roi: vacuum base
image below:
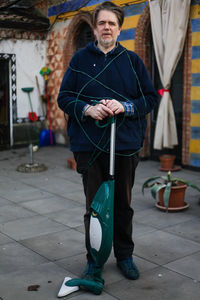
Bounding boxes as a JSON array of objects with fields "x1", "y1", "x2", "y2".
[
  {"x1": 57, "y1": 277, "x2": 79, "y2": 297},
  {"x1": 66, "y1": 277, "x2": 104, "y2": 295}
]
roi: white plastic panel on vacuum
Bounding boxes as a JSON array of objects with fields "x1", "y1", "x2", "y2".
[{"x1": 90, "y1": 215, "x2": 102, "y2": 251}]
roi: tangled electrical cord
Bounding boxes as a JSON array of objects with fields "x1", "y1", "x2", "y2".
[{"x1": 60, "y1": 48, "x2": 148, "y2": 172}]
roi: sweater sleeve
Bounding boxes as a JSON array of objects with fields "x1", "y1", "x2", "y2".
[{"x1": 57, "y1": 54, "x2": 86, "y2": 120}]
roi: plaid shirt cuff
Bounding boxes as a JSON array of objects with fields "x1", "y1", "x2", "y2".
[
  {"x1": 81, "y1": 104, "x2": 91, "y2": 121},
  {"x1": 122, "y1": 102, "x2": 134, "y2": 116}
]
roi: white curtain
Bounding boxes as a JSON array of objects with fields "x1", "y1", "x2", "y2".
[{"x1": 149, "y1": 0, "x2": 191, "y2": 149}]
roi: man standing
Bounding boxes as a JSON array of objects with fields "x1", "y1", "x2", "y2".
[{"x1": 58, "y1": 0, "x2": 157, "y2": 292}]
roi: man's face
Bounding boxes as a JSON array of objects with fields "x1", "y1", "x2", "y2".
[{"x1": 93, "y1": 10, "x2": 121, "y2": 50}]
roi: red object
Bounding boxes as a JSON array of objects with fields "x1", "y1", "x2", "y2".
[
  {"x1": 157, "y1": 89, "x2": 170, "y2": 96},
  {"x1": 67, "y1": 158, "x2": 77, "y2": 171},
  {"x1": 28, "y1": 112, "x2": 38, "y2": 122}
]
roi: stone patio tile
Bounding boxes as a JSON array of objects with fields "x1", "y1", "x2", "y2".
[
  {"x1": 55, "y1": 169, "x2": 82, "y2": 184},
  {"x1": 19, "y1": 172, "x2": 58, "y2": 187},
  {"x1": 0, "y1": 215, "x2": 67, "y2": 240},
  {"x1": 0, "y1": 262, "x2": 83, "y2": 300},
  {"x1": 133, "y1": 221, "x2": 157, "y2": 238},
  {"x1": 132, "y1": 197, "x2": 155, "y2": 212},
  {"x1": 55, "y1": 253, "x2": 85, "y2": 277},
  {"x1": 105, "y1": 266, "x2": 200, "y2": 300},
  {"x1": 0, "y1": 173, "x2": 16, "y2": 182},
  {"x1": 20, "y1": 229, "x2": 85, "y2": 261},
  {"x1": 164, "y1": 251, "x2": 200, "y2": 281},
  {"x1": 21, "y1": 175, "x2": 83, "y2": 195},
  {"x1": 0, "y1": 204, "x2": 36, "y2": 223},
  {"x1": 0, "y1": 196, "x2": 12, "y2": 207},
  {"x1": 0, "y1": 177, "x2": 29, "y2": 188},
  {"x1": 61, "y1": 189, "x2": 85, "y2": 204},
  {"x1": 134, "y1": 230, "x2": 200, "y2": 265},
  {"x1": 70, "y1": 293, "x2": 117, "y2": 299},
  {"x1": 74, "y1": 224, "x2": 85, "y2": 234},
  {"x1": 46, "y1": 204, "x2": 85, "y2": 228},
  {"x1": 164, "y1": 218, "x2": 200, "y2": 243},
  {"x1": 20, "y1": 196, "x2": 82, "y2": 215},
  {"x1": 0, "y1": 242, "x2": 48, "y2": 275},
  {"x1": 186, "y1": 202, "x2": 200, "y2": 218},
  {"x1": 0, "y1": 232, "x2": 13, "y2": 245},
  {"x1": 134, "y1": 207, "x2": 194, "y2": 229},
  {"x1": 0, "y1": 183, "x2": 53, "y2": 203}
]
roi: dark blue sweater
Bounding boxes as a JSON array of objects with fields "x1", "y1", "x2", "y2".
[{"x1": 57, "y1": 42, "x2": 158, "y2": 153}]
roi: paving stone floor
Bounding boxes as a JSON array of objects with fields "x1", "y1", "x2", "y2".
[{"x1": 0, "y1": 146, "x2": 200, "y2": 299}]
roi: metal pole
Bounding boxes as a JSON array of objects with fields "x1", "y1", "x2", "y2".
[
  {"x1": 29, "y1": 143, "x2": 33, "y2": 165},
  {"x1": 109, "y1": 120, "x2": 116, "y2": 177}
]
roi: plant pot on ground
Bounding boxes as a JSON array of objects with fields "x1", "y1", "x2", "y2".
[
  {"x1": 159, "y1": 154, "x2": 175, "y2": 169},
  {"x1": 142, "y1": 171, "x2": 200, "y2": 212},
  {"x1": 159, "y1": 154, "x2": 181, "y2": 172},
  {"x1": 157, "y1": 182, "x2": 187, "y2": 211}
]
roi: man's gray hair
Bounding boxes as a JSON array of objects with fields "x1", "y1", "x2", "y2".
[{"x1": 92, "y1": 1, "x2": 124, "y2": 28}]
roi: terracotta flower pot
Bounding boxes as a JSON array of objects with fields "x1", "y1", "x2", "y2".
[
  {"x1": 156, "y1": 182, "x2": 189, "y2": 211},
  {"x1": 159, "y1": 154, "x2": 176, "y2": 170}
]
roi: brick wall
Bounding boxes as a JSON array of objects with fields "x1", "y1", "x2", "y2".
[
  {"x1": 135, "y1": 4, "x2": 151, "y2": 158},
  {"x1": 182, "y1": 24, "x2": 192, "y2": 166}
]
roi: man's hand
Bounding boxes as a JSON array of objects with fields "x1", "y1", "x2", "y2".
[
  {"x1": 84, "y1": 103, "x2": 114, "y2": 120},
  {"x1": 84, "y1": 99, "x2": 124, "y2": 120},
  {"x1": 101, "y1": 99, "x2": 125, "y2": 114}
]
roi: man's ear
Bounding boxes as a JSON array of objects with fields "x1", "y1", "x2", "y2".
[
  {"x1": 93, "y1": 28, "x2": 97, "y2": 39},
  {"x1": 117, "y1": 27, "x2": 121, "y2": 38}
]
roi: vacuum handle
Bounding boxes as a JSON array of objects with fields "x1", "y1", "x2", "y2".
[{"x1": 109, "y1": 119, "x2": 116, "y2": 177}]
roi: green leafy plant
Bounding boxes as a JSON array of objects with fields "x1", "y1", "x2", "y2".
[{"x1": 142, "y1": 171, "x2": 200, "y2": 211}]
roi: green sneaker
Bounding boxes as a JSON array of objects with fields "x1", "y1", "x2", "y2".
[{"x1": 117, "y1": 257, "x2": 140, "y2": 280}]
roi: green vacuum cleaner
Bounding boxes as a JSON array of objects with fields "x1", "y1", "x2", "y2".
[{"x1": 58, "y1": 117, "x2": 116, "y2": 297}]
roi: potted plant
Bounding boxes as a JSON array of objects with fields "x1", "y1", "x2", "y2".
[
  {"x1": 159, "y1": 154, "x2": 176, "y2": 170},
  {"x1": 142, "y1": 171, "x2": 200, "y2": 212}
]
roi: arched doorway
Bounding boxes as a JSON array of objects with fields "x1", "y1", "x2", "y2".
[
  {"x1": 76, "y1": 22, "x2": 94, "y2": 51},
  {"x1": 63, "y1": 12, "x2": 94, "y2": 71},
  {"x1": 46, "y1": 12, "x2": 94, "y2": 141},
  {"x1": 57, "y1": 12, "x2": 94, "y2": 144}
]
